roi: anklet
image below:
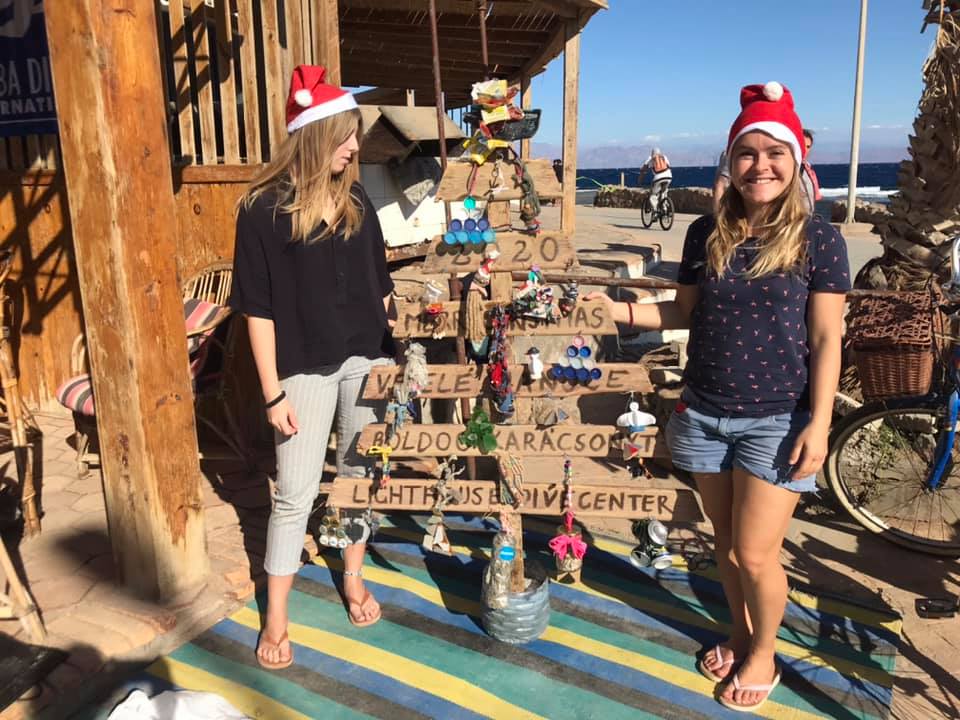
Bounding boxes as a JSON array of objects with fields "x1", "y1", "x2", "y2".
[{"x1": 343, "y1": 569, "x2": 363, "y2": 577}]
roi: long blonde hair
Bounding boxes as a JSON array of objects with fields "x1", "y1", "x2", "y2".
[
  {"x1": 239, "y1": 108, "x2": 364, "y2": 243},
  {"x1": 708, "y1": 156, "x2": 808, "y2": 279}
]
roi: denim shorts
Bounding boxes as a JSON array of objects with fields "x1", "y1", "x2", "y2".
[{"x1": 665, "y1": 397, "x2": 817, "y2": 493}]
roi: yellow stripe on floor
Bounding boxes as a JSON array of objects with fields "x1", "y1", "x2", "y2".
[
  {"x1": 370, "y1": 528, "x2": 894, "y2": 686},
  {"x1": 232, "y1": 606, "x2": 545, "y2": 720},
  {"x1": 543, "y1": 626, "x2": 828, "y2": 720},
  {"x1": 148, "y1": 656, "x2": 312, "y2": 720}
]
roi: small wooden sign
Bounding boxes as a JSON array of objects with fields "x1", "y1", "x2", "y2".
[
  {"x1": 358, "y1": 423, "x2": 659, "y2": 458},
  {"x1": 435, "y1": 158, "x2": 562, "y2": 202},
  {"x1": 327, "y1": 477, "x2": 703, "y2": 522},
  {"x1": 421, "y1": 232, "x2": 576, "y2": 274},
  {"x1": 393, "y1": 298, "x2": 617, "y2": 339},
  {"x1": 363, "y1": 363, "x2": 653, "y2": 400}
]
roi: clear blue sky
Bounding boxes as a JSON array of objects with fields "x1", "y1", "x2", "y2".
[{"x1": 530, "y1": 0, "x2": 935, "y2": 163}]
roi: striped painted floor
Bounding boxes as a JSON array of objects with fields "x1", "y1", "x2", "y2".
[{"x1": 86, "y1": 516, "x2": 900, "y2": 719}]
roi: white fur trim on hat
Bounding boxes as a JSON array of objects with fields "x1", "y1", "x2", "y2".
[
  {"x1": 763, "y1": 81, "x2": 784, "y2": 102},
  {"x1": 294, "y1": 89, "x2": 314, "y2": 108},
  {"x1": 287, "y1": 92, "x2": 358, "y2": 133},
  {"x1": 728, "y1": 120, "x2": 802, "y2": 166}
]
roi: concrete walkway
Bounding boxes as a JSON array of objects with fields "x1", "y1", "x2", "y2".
[{"x1": 1, "y1": 204, "x2": 955, "y2": 720}]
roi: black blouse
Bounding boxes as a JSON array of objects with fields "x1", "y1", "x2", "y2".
[{"x1": 228, "y1": 183, "x2": 395, "y2": 378}]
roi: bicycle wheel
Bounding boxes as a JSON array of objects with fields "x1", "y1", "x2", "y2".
[
  {"x1": 640, "y1": 198, "x2": 654, "y2": 228},
  {"x1": 825, "y1": 397, "x2": 960, "y2": 555},
  {"x1": 659, "y1": 197, "x2": 675, "y2": 231}
]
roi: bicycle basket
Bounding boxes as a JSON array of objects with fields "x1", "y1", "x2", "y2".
[{"x1": 846, "y1": 291, "x2": 937, "y2": 401}]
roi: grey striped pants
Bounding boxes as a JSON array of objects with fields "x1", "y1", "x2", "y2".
[{"x1": 264, "y1": 355, "x2": 392, "y2": 576}]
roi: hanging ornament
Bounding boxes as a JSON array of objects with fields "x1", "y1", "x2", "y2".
[
  {"x1": 366, "y1": 445, "x2": 393, "y2": 489},
  {"x1": 630, "y1": 519, "x2": 673, "y2": 570},
  {"x1": 616, "y1": 400, "x2": 658, "y2": 435},
  {"x1": 548, "y1": 458, "x2": 587, "y2": 582}
]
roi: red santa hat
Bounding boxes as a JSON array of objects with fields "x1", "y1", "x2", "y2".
[
  {"x1": 727, "y1": 82, "x2": 805, "y2": 165},
  {"x1": 285, "y1": 65, "x2": 358, "y2": 133}
]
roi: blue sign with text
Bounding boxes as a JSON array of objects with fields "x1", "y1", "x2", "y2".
[{"x1": 0, "y1": 0, "x2": 56, "y2": 137}]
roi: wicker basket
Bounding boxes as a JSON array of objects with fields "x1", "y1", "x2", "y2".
[{"x1": 847, "y1": 291, "x2": 938, "y2": 401}]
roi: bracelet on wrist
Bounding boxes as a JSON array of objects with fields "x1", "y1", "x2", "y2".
[
  {"x1": 625, "y1": 301, "x2": 634, "y2": 327},
  {"x1": 265, "y1": 390, "x2": 286, "y2": 409}
]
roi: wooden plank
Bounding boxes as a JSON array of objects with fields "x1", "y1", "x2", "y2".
[
  {"x1": 363, "y1": 363, "x2": 653, "y2": 400},
  {"x1": 178, "y1": 163, "x2": 261, "y2": 183},
  {"x1": 46, "y1": 0, "x2": 207, "y2": 601},
  {"x1": 7, "y1": 137, "x2": 24, "y2": 170},
  {"x1": 357, "y1": 423, "x2": 658, "y2": 458},
  {"x1": 393, "y1": 298, "x2": 617, "y2": 339},
  {"x1": 422, "y1": 231, "x2": 576, "y2": 273},
  {"x1": 561, "y1": 20, "x2": 580, "y2": 234},
  {"x1": 189, "y1": 0, "x2": 219, "y2": 163},
  {"x1": 435, "y1": 159, "x2": 563, "y2": 202},
  {"x1": 235, "y1": 0, "x2": 262, "y2": 163},
  {"x1": 313, "y1": 0, "x2": 341, "y2": 85},
  {"x1": 520, "y1": 76, "x2": 533, "y2": 160},
  {"x1": 40, "y1": 134, "x2": 58, "y2": 169},
  {"x1": 167, "y1": 0, "x2": 197, "y2": 162},
  {"x1": 328, "y1": 478, "x2": 703, "y2": 522},
  {"x1": 24, "y1": 136, "x2": 42, "y2": 169},
  {"x1": 0, "y1": 140, "x2": 8, "y2": 170},
  {"x1": 214, "y1": 0, "x2": 241, "y2": 163},
  {"x1": 261, "y1": 0, "x2": 286, "y2": 154}
]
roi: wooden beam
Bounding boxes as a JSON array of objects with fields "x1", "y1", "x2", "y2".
[
  {"x1": 520, "y1": 76, "x2": 533, "y2": 159},
  {"x1": 236, "y1": 0, "x2": 263, "y2": 163},
  {"x1": 328, "y1": 478, "x2": 702, "y2": 522},
  {"x1": 341, "y1": 0, "x2": 577, "y2": 16},
  {"x1": 393, "y1": 298, "x2": 617, "y2": 338},
  {"x1": 44, "y1": 0, "x2": 207, "y2": 601},
  {"x1": 357, "y1": 424, "x2": 659, "y2": 458},
  {"x1": 561, "y1": 19, "x2": 580, "y2": 234},
  {"x1": 362, "y1": 363, "x2": 653, "y2": 399},
  {"x1": 314, "y1": 0, "x2": 341, "y2": 85}
]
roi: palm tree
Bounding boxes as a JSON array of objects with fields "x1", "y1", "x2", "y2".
[{"x1": 857, "y1": 2, "x2": 960, "y2": 290}]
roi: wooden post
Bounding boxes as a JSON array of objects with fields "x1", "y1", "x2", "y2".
[
  {"x1": 313, "y1": 0, "x2": 341, "y2": 85},
  {"x1": 520, "y1": 76, "x2": 533, "y2": 160},
  {"x1": 45, "y1": 1, "x2": 208, "y2": 602},
  {"x1": 561, "y1": 20, "x2": 581, "y2": 234}
]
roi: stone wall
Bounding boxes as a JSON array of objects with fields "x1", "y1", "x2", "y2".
[{"x1": 594, "y1": 186, "x2": 714, "y2": 215}]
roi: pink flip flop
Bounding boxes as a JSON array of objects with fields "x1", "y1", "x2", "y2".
[
  {"x1": 697, "y1": 644, "x2": 738, "y2": 682},
  {"x1": 718, "y1": 667, "x2": 781, "y2": 712}
]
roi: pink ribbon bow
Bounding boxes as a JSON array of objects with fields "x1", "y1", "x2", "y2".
[{"x1": 549, "y1": 532, "x2": 587, "y2": 561}]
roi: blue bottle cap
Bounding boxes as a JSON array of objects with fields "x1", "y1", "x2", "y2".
[
  {"x1": 478, "y1": 218, "x2": 490, "y2": 231},
  {"x1": 455, "y1": 231, "x2": 469, "y2": 244},
  {"x1": 576, "y1": 368, "x2": 589, "y2": 383},
  {"x1": 590, "y1": 367, "x2": 602, "y2": 380},
  {"x1": 443, "y1": 232, "x2": 458, "y2": 246},
  {"x1": 481, "y1": 229, "x2": 495, "y2": 242},
  {"x1": 499, "y1": 545, "x2": 516, "y2": 561},
  {"x1": 580, "y1": 346, "x2": 591, "y2": 358},
  {"x1": 464, "y1": 218, "x2": 477, "y2": 231},
  {"x1": 468, "y1": 230, "x2": 483, "y2": 244},
  {"x1": 563, "y1": 366, "x2": 577, "y2": 380},
  {"x1": 566, "y1": 346, "x2": 578, "y2": 358},
  {"x1": 464, "y1": 196, "x2": 477, "y2": 210},
  {"x1": 450, "y1": 219, "x2": 463, "y2": 232}
]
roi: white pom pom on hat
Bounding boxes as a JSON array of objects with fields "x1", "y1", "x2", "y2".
[
  {"x1": 294, "y1": 89, "x2": 314, "y2": 108},
  {"x1": 763, "y1": 81, "x2": 784, "y2": 102}
]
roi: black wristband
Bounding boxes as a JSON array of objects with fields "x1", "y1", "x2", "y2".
[{"x1": 264, "y1": 390, "x2": 286, "y2": 409}]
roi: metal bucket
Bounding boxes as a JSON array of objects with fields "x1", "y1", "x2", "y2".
[{"x1": 481, "y1": 560, "x2": 550, "y2": 644}]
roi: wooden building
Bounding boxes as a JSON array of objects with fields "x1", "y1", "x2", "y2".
[{"x1": 1, "y1": 0, "x2": 605, "y2": 600}]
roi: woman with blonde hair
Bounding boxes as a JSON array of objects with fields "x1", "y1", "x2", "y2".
[
  {"x1": 588, "y1": 82, "x2": 850, "y2": 711},
  {"x1": 229, "y1": 65, "x2": 395, "y2": 669}
]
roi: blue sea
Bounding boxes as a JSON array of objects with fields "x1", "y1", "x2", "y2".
[{"x1": 577, "y1": 162, "x2": 899, "y2": 202}]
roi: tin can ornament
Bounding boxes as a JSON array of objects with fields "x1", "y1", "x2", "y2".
[
  {"x1": 617, "y1": 401, "x2": 658, "y2": 434},
  {"x1": 526, "y1": 347, "x2": 544, "y2": 381},
  {"x1": 630, "y1": 519, "x2": 673, "y2": 570}
]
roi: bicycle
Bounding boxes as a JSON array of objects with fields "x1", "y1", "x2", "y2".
[
  {"x1": 640, "y1": 188, "x2": 674, "y2": 231},
  {"x1": 823, "y1": 234, "x2": 960, "y2": 556}
]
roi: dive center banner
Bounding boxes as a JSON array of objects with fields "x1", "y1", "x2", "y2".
[{"x1": 0, "y1": 0, "x2": 56, "y2": 137}]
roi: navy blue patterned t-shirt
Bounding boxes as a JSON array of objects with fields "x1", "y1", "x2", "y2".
[{"x1": 677, "y1": 215, "x2": 851, "y2": 417}]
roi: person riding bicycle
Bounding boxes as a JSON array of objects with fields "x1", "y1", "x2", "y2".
[{"x1": 640, "y1": 147, "x2": 672, "y2": 212}]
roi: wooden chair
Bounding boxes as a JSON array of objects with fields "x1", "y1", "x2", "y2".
[{"x1": 56, "y1": 262, "x2": 249, "y2": 477}]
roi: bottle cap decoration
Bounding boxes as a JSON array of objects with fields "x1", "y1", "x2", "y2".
[{"x1": 630, "y1": 519, "x2": 673, "y2": 570}]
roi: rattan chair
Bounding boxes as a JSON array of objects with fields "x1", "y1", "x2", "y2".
[{"x1": 56, "y1": 262, "x2": 248, "y2": 477}]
